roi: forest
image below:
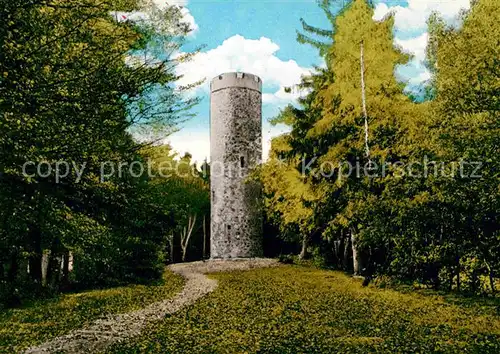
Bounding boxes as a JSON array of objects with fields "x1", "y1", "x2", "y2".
[
  {"x1": 0, "y1": 0, "x2": 499, "y2": 352},
  {"x1": 0, "y1": 0, "x2": 210, "y2": 307},
  {"x1": 262, "y1": 0, "x2": 499, "y2": 294}
]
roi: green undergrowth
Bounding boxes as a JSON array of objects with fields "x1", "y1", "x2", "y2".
[
  {"x1": 0, "y1": 269, "x2": 184, "y2": 353},
  {"x1": 109, "y1": 265, "x2": 500, "y2": 353}
]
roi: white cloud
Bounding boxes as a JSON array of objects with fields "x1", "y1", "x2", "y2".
[
  {"x1": 111, "y1": 11, "x2": 147, "y2": 22},
  {"x1": 179, "y1": 7, "x2": 198, "y2": 35},
  {"x1": 373, "y1": 0, "x2": 471, "y2": 31},
  {"x1": 374, "y1": 0, "x2": 470, "y2": 86},
  {"x1": 262, "y1": 86, "x2": 310, "y2": 105},
  {"x1": 373, "y1": 3, "x2": 391, "y2": 22},
  {"x1": 262, "y1": 124, "x2": 291, "y2": 161},
  {"x1": 154, "y1": 0, "x2": 188, "y2": 9},
  {"x1": 165, "y1": 131, "x2": 210, "y2": 164},
  {"x1": 152, "y1": 1, "x2": 197, "y2": 35},
  {"x1": 112, "y1": 0, "x2": 198, "y2": 36},
  {"x1": 395, "y1": 32, "x2": 428, "y2": 62},
  {"x1": 408, "y1": 69, "x2": 431, "y2": 85},
  {"x1": 175, "y1": 35, "x2": 311, "y2": 104}
]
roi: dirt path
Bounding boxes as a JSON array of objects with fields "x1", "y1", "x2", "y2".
[{"x1": 24, "y1": 258, "x2": 278, "y2": 354}]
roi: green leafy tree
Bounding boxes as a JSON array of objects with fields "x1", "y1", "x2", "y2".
[
  {"x1": 144, "y1": 145, "x2": 210, "y2": 263},
  {"x1": 0, "y1": 0, "x2": 200, "y2": 304},
  {"x1": 424, "y1": 0, "x2": 500, "y2": 292}
]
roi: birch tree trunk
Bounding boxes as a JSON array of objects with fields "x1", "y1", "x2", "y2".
[
  {"x1": 299, "y1": 235, "x2": 309, "y2": 260},
  {"x1": 41, "y1": 250, "x2": 51, "y2": 287},
  {"x1": 351, "y1": 228, "x2": 364, "y2": 275},
  {"x1": 181, "y1": 214, "x2": 197, "y2": 262},
  {"x1": 61, "y1": 250, "x2": 70, "y2": 288},
  {"x1": 350, "y1": 40, "x2": 369, "y2": 276},
  {"x1": 46, "y1": 251, "x2": 62, "y2": 288},
  {"x1": 360, "y1": 40, "x2": 369, "y2": 159},
  {"x1": 343, "y1": 232, "x2": 351, "y2": 271}
]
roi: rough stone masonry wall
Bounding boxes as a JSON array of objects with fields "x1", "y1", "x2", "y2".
[{"x1": 210, "y1": 73, "x2": 263, "y2": 259}]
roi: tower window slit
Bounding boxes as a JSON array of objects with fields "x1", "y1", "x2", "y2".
[{"x1": 240, "y1": 156, "x2": 245, "y2": 168}]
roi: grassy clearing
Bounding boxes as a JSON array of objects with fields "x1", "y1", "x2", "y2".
[
  {"x1": 109, "y1": 265, "x2": 500, "y2": 354},
  {"x1": 0, "y1": 269, "x2": 184, "y2": 353}
]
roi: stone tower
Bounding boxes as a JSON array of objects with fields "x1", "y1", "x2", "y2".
[{"x1": 210, "y1": 72, "x2": 263, "y2": 259}]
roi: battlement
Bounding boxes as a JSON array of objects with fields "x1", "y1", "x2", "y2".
[{"x1": 210, "y1": 72, "x2": 262, "y2": 93}]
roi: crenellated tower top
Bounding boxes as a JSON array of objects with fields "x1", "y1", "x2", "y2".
[{"x1": 210, "y1": 72, "x2": 262, "y2": 93}]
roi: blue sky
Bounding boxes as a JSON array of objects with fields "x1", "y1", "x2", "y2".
[{"x1": 149, "y1": 0, "x2": 471, "y2": 163}]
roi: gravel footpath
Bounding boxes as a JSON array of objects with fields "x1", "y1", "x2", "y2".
[{"x1": 24, "y1": 258, "x2": 278, "y2": 354}]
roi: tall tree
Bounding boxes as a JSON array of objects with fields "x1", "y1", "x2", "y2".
[
  {"x1": 0, "y1": 0, "x2": 200, "y2": 303},
  {"x1": 425, "y1": 0, "x2": 500, "y2": 291},
  {"x1": 263, "y1": 0, "x2": 422, "y2": 273}
]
